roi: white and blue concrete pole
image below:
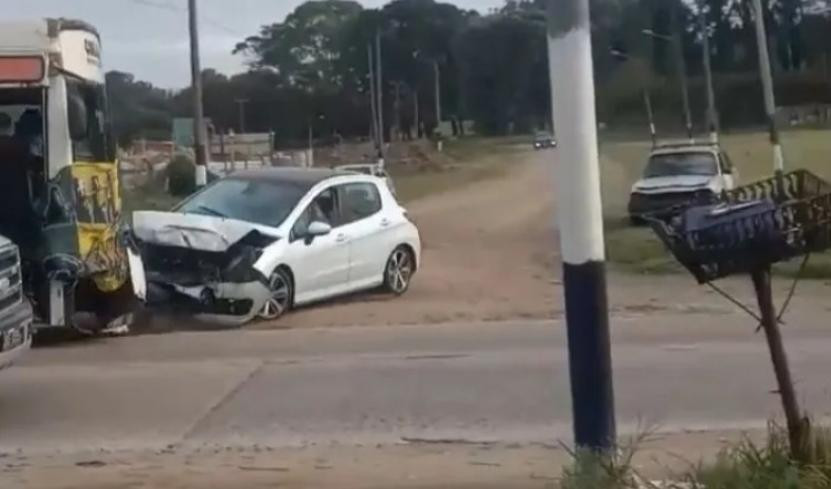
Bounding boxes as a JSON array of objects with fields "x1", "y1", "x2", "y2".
[{"x1": 546, "y1": 0, "x2": 616, "y2": 451}]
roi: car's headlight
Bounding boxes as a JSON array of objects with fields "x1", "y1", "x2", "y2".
[{"x1": 222, "y1": 247, "x2": 264, "y2": 282}]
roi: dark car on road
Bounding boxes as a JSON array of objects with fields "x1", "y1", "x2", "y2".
[{"x1": 533, "y1": 131, "x2": 556, "y2": 150}]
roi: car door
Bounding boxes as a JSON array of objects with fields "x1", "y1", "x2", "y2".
[
  {"x1": 338, "y1": 182, "x2": 390, "y2": 290},
  {"x1": 284, "y1": 186, "x2": 350, "y2": 304}
]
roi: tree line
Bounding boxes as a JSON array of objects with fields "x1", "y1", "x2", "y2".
[{"x1": 109, "y1": 0, "x2": 831, "y2": 148}]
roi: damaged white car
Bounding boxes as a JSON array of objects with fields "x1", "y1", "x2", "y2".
[{"x1": 126, "y1": 168, "x2": 421, "y2": 325}]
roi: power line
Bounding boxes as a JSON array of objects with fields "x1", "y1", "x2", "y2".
[
  {"x1": 131, "y1": 0, "x2": 179, "y2": 13},
  {"x1": 128, "y1": 0, "x2": 242, "y2": 36}
]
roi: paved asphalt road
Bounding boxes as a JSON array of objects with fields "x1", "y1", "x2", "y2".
[{"x1": 1, "y1": 312, "x2": 831, "y2": 456}]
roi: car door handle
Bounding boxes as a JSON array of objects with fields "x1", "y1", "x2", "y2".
[
  {"x1": 380, "y1": 218, "x2": 391, "y2": 227},
  {"x1": 336, "y1": 233, "x2": 349, "y2": 243}
]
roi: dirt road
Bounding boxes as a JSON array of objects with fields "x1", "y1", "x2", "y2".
[
  {"x1": 267, "y1": 148, "x2": 561, "y2": 329},
  {"x1": 258, "y1": 148, "x2": 830, "y2": 330}
]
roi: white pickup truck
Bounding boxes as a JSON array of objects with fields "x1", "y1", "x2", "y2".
[
  {"x1": 0, "y1": 236, "x2": 32, "y2": 370},
  {"x1": 628, "y1": 142, "x2": 737, "y2": 223}
]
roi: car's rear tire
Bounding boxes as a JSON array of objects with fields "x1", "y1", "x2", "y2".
[
  {"x1": 259, "y1": 267, "x2": 293, "y2": 320},
  {"x1": 383, "y1": 246, "x2": 415, "y2": 296}
]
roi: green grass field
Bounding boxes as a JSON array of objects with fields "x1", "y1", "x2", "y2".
[{"x1": 600, "y1": 129, "x2": 831, "y2": 277}]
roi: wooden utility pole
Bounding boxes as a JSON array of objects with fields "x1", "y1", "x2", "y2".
[
  {"x1": 698, "y1": 4, "x2": 719, "y2": 142},
  {"x1": 375, "y1": 30, "x2": 385, "y2": 165},
  {"x1": 188, "y1": 0, "x2": 207, "y2": 186},
  {"x1": 747, "y1": 1, "x2": 804, "y2": 460},
  {"x1": 752, "y1": 269, "x2": 807, "y2": 460},
  {"x1": 393, "y1": 81, "x2": 402, "y2": 141},
  {"x1": 414, "y1": 90, "x2": 420, "y2": 139},
  {"x1": 368, "y1": 44, "x2": 379, "y2": 152},
  {"x1": 236, "y1": 98, "x2": 248, "y2": 134},
  {"x1": 433, "y1": 60, "x2": 442, "y2": 126}
]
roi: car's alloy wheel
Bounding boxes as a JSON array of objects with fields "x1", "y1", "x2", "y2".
[
  {"x1": 384, "y1": 247, "x2": 414, "y2": 295},
  {"x1": 260, "y1": 268, "x2": 292, "y2": 320}
]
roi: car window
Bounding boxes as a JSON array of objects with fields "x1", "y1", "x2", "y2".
[
  {"x1": 643, "y1": 152, "x2": 718, "y2": 178},
  {"x1": 291, "y1": 187, "x2": 342, "y2": 239},
  {"x1": 176, "y1": 178, "x2": 307, "y2": 228},
  {"x1": 341, "y1": 182, "x2": 382, "y2": 224}
]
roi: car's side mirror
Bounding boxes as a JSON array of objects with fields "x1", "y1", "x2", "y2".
[
  {"x1": 308, "y1": 221, "x2": 332, "y2": 236},
  {"x1": 304, "y1": 221, "x2": 332, "y2": 244},
  {"x1": 720, "y1": 162, "x2": 733, "y2": 175},
  {"x1": 67, "y1": 93, "x2": 88, "y2": 141}
]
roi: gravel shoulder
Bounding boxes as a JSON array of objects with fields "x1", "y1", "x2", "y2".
[{"x1": 4, "y1": 431, "x2": 761, "y2": 489}]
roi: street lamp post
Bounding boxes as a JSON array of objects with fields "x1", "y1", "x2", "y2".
[
  {"x1": 643, "y1": 25, "x2": 692, "y2": 140},
  {"x1": 751, "y1": 0, "x2": 785, "y2": 177},
  {"x1": 609, "y1": 47, "x2": 657, "y2": 145},
  {"x1": 698, "y1": 4, "x2": 719, "y2": 142},
  {"x1": 413, "y1": 50, "x2": 443, "y2": 141}
]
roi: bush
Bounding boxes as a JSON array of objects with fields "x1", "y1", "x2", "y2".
[
  {"x1": 693, "y1": 424, "x2": 831, "y2": 489},
  {"x1": 166, "y1": 154, "x2": 196, "y2": 196}
]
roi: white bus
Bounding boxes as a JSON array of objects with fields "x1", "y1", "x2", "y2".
[{"x1": 0, "y1": 18, "x2": 132, "y2": 334}]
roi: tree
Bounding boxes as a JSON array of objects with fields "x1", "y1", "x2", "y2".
[
  {"x1": 105, "y1": 71, "x2": 173, "y2": 145},
  {"x1": 455, "y1": 8, "x2": 549, "y2": 134},
  {"x1": 335, "y1": 0, "x2": 472, "y2": 135},
  {"x1": 801, "y1": 8, "x2": 831, "y2": 74},
  {"x1": 108, "y1": 0, "x2": 831, "y2": 146},
  {"x1": 380, "y1": 0, "x2": 472, "y2": 123},
  {"x1": 233, "y1": 0, "x2": 363, "y2": 92}
]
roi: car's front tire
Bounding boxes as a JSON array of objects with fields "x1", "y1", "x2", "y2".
[
  {"x1": 259, "y1": 267, "x2": 293, "y2": 320},
  {"x1": 383, "y1": 246, "x2": 415, "y2": 295}
]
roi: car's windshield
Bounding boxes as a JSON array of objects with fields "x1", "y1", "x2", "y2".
[
  {"x1": 176, "y1": 178, "x2": 306, "y2": 228},
  {"x1": 643, "y1": 152, "x2": 718, "y2": 178}
]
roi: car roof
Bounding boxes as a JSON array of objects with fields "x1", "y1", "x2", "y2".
[
  {"x1": 228, "y1": 167, "x2": 353, "y2": 189},
  {"x1": 650, "y1": 144, "x2": 720, "y2": 156}
]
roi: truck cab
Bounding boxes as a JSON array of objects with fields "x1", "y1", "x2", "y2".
[
  {"x1": 628, "y1": 142, "x2": 737, "y2": 223},
  {"x1": 0, "y1": 19, "x2": 133, "y2": 334}
]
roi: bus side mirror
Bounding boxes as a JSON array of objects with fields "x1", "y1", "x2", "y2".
[{"x1": 67, "y1": 94, "x2": 88, "y2": 140}]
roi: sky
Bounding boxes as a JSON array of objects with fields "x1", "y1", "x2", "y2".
[{"x1": 8, "y1": 0, "x2": 505, "y2": 88}]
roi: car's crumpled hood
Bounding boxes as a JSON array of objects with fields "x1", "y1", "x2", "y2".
[
  {"x1": 132, "y1": 211, "x2": 279, "y2": 252},
  {"x1": 633, "y1": 175, "x2": 714, "y2": 194}
]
